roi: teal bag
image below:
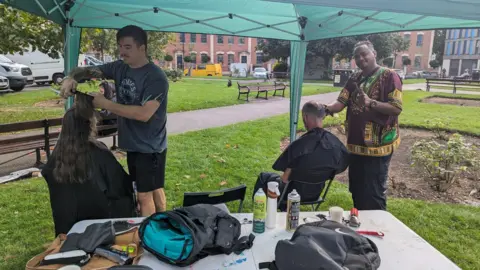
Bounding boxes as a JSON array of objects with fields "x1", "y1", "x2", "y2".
[{"x1": 138, "y1": 204, "x2": 255, "y2": 267}]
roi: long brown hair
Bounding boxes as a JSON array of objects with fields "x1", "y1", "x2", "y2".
[{"x1": 52, "y1": 93, "x2": 100, "y2": 184}]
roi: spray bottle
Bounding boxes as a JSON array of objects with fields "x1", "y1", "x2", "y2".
[
  {"x1": 286, "y1": 189, "x2": 301, "y2": 232},
  {"x1": 266, "y1": 182, "x2": 280, "y2": 229},
  {"x1": 253, "y1": 188, "x2": 267, "y2": 233}
]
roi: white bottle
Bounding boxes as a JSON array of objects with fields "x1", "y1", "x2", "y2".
[{"x1": 266, "y1": 182, "x2": 281, "y2": 229}]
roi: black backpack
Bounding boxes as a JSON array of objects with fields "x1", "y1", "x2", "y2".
[
  {"x1": 260, "y1": 220, "x2": 381, "y2": 270},
  {"x1": 138, "y1": 204, "x2": 255, "y2": 267}
]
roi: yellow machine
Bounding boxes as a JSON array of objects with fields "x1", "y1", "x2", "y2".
[{"x1": 184, "y1": 64, "x2": 222, "y2": 77}]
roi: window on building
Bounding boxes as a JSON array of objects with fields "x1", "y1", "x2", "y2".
[
  {"x1": 239, "y1": 37, "x2": 245, "y2": 45},
  {"x1": 416, "y1": 34, "x2": 423, "y2": 47},
  {"x1": 190, "y1": 34, "x2": 196, "y2": 43},
  {"x1": 457, "y1": 41, "x2": 462, "y2": 55},
  {"x1": 414, "y1": 56, "x2": 421, "y2": 68},
  {"x1": 463, "y1": 40, "x2": 468, "y2": 54},
  {"x1": 217, "y1": 35, "x2": 224, "y2": 44},
  {"x1": 228, "y1": 54, "x2": 234, "y2": 65},
  {"x1": 455, "y1": 29, "x2": 460, "y2": 39},
  {"x1": 449, "y1": 30, "x2": 454, "y2": 39},
  {"x1": 452, "y1": 41, "x2": 456, "y2": 55},
  {"x1": 403, "y1": 34, "x2": 411, "y2": 43},
  {"x1": 402, "y1": 56, "x2": 409, "y2": 65},
  {"x1": 476, "y1": 40, "x2": 480, "y2": 55},
  {"x1": 446, "y1": 42, "x2": 451, "y2": 56},
  {"x1": 190, "y1": 53, "x2": 197, "y2": 64},
  {"x1": 462, "y1": 29, "x2": 466, "y2": 38},
  {"x1": 201, "y1": 34, "x2": 207, "y2": 43},
  {"x1": 256, "y1": 52, "x2": 264, "y2": 64},
  {"x1": 241, "y1": 55, "x2": 247, "y2": 63},
  {"x1": 470, "y1": 40, "x2": 474, "y2": 55},
  {"x1": 228, "y1": 36, "x2": 234, "y2": 44},
  {"x1": 217, "y1": 54, "x2": 224, "y2": 64},
  {"x1": 179, "y1": 33, "x2": 185, "y2": 43}
]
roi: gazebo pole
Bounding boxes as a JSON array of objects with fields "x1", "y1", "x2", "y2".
[
  {"x1": 289, "y1": 41, "x2": 308, "y2": 143},
  {"x1": 63, "y1": 14, "x2": 82, "y2": 110}
]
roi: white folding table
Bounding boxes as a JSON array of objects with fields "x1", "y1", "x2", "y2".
[{"x1": 68, "y1": 210, "x2": 460, "y2": 270}]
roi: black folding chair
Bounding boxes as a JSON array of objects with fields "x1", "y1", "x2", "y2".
[
  {"x1": 182, "y1": 184, "x2": 247, "y2": 213},
  {"x1": 278, "y1": 169, "x2": 335, "y2": 211}
]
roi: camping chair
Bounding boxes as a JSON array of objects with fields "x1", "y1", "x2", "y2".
[
  {"x1": 182, "y1": 184, "x2": 247, "y2": 213},
  {"x1": 278, "y1": 170, "x2": 335, "y2": 211}
]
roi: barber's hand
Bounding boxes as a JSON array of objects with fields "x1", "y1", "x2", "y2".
[
  {"x1": 90, "y1": 92, "x2": 109, "y2": 109},
  {"x1": 60, "y1": 77, "x2": 78, "y2": 98}
]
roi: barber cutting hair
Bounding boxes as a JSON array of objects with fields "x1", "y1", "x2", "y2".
[{"x1": 60, "y1": 25, "x2": 169, "y2": 216}]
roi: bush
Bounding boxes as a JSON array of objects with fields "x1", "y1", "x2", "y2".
[
  {"x1": 164, "y1": 69, "x2": 184, "y2": 82},
  {"x1": 273, "y1": 62, "x2": 288, "y2": 72},
  {"x1": 164, "y1": 54, "x2": 173, "y2": 62},
  {"x1": 411, "y1": 133, "x2": 476, "y2": 192}
]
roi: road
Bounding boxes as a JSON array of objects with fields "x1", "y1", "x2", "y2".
[{"x1": 0, "y1": 83, "x2": 50, "y2": 94}]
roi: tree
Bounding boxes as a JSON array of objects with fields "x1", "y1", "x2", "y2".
[
  {"x1": 402, "y1": 57, "x2": 412, "y2": 74},
  {"x1": 0, "y1": 4, "x2": 63, "y2": 58},
  {"x1": 429, "y1": 59, "x2": 441, "y2": 69},
  {"x1": 81, "y1": 29, "x2": 116, "y2": 61},
  {"x1": 201, "y1": 54, "x2": 211, "y2": 64},
  {"x1": 147, "y1": 32, "x2": 175, "y2": 61},
  {"x1": 389, "y1": 34, "x2": 410, "y2": 68},
  {"x1": 432, "y1": 29, "x2": 446, "y2": 67},
  {"x1": 257, "y1": 33, "x2": 402, "y2": 71},
  {"x1": 383, "y1": 57, "x2": 394, "y2": 67}
]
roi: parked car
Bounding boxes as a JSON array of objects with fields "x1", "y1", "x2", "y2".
[
  {"x1": 393, "y1": 69, "x2": 405, "y2": 80},
  {"x1": 0, "y1": 55, "x2": 31, "y2": 91},
  {"x1": 0, "y1": 75, "x2": 9, "y2": 90},
  {"x1": 253, "y1": 67, "x2": 268, "y2": 79}
]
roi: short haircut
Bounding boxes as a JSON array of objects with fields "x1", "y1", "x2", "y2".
[
  {"x1": 302, "y1": 101, "x2": 326, "y2": 119},
  {"x1": 117, "y1": 25, "x2": 148, "y2": 51},
  {"x1": 354, "y1": 40, "x2": 375, "y2": 52}
]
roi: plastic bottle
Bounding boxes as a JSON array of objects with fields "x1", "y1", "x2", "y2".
[
  {"x1": 266, "y1": 182, "x2": 280, "y2": 229},
  {"x1": 253, "y1": 188, "x2": 267, "y2": 233},
  {"x1": 286, "y1": 189, "x2": 301, "y2": 232}
]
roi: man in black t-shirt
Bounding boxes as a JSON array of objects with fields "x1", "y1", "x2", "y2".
[{"x1": 61, "y1": 25, "x2": 169, "y2": 216}]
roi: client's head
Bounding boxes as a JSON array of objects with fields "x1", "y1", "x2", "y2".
[
  {"x1": 302, "y1": 101, "x2": 326, "y2": 131},
  {"x1": 52, "y1": 93, "x2": 98, "y2": 184}
]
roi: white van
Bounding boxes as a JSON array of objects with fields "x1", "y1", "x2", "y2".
[
  {"x1": 7, "y1": 51, "x2": 104, "y2": 85},
  {"x1": 0, "y1": 55, "x2": 32, "y2": 91}
]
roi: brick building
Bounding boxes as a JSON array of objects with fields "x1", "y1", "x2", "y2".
[
  {"x1": 393, "y1": 31, "x2": 435, "y2": 73},
  {"x1": 165, "y1": 33, "x2": 266, "y2": 72}
]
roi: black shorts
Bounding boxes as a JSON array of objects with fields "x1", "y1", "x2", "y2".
[{"x1": 127, "y1": 150, "x2": 167, "y2": 193}]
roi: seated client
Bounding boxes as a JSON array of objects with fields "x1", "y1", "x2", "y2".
[
  {"x1": 252, "y1": 101, "x2": 349, "y2": 210},
  {"x1": 41, "y1": 93, "x2": 135, "y2": 235}
]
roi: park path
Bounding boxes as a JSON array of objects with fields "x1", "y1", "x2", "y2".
[
  {"x1": 2, "y1": 80, "x2": 479, "y2": 176},
  {"x1": 0, "y1": 91, "x2": 339, "y2": 176}
]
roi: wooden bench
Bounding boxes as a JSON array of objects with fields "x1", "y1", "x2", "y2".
[
  {"x1": 426, "y1": 78, "x2": 480, "y2": 94},
  {"x1": 237, "y1": 80, "x2": 287, "y2": 101},
  {"x1": 0, "y1": 116, "x2": 118, "y2": 167}
]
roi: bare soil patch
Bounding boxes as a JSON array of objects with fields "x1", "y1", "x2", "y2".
[
  {"x1": 422, "y1": 96, "x2": 480, "y2": 107},
  {"x1": 281, "y1": 127, "x2": 480, "y2": 206},
  {"x1": 34, "y1": 99, "x2": 64, "y2": 108}
]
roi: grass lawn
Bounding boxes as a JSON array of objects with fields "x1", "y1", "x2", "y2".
[
  {"x1": 0, "y1": 80, "x2": 339, "y2": 124},
  {"x1": 402, "y1": 78, "x2": 426, "y2": 84},
  {"x1": 1, "y1": 91, "x2": 480, "y2": 269}
]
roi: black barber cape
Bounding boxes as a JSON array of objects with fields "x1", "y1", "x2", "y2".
[
  {"x1": 42, "y1": 142, "x2": 135, "y2": 235},
  {"x1": 273, "y1": 127, "x2": 349, "y2": 182}
]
